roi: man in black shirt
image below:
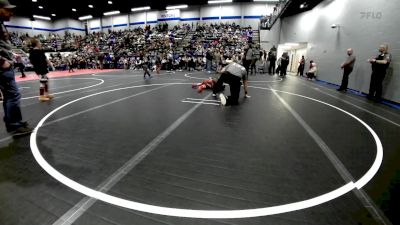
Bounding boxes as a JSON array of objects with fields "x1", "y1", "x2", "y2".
[
  {"x1": 0, "y1": 0, "x2": 32, "y2": 136},
  {"x1": 297, "y1": 55, "x2": 305, "y2": 76},
  {"x1": 367, "y1": 44, "x2": 391, "y2": 102},
  {"x1": 268, "y1": 52, "x2": 276, "y2": 75},
  {"x1": 279, "y1": 53, "x2": 289, "y2": 77}
]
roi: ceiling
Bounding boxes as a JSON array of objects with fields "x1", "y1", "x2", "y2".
[
  {"x1": 9, "y1": 0, "x2": 323, "y2": 20},
  {"x1": 281, "y1": 0, "x2": 324, "y2": 17}
]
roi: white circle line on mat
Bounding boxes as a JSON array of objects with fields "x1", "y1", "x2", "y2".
[
  {"x1": 184, "y1": 73, "x2": 283, "y2": 83},
  {"x1": 21, "y1": 77, "x2": 105, "y2": 100},
  {"x1": 30, "y1": 83, "x2": 383, "y2": 219}
]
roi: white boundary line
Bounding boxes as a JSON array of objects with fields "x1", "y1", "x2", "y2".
[
  {"x1": 29, "y1": 83, "x2": 383, "y2": 219},
  {"x1": 247, "y1": 80, "x2": 283, "y2": 83},
  {"x1": 184, "y1": 73, "x2": 283, "y2": 83},
  {"x1": 181, "y1": 100, "x2": 220, "y2": 106},
  {"x1": 21, "y1": 80, "x2": 100, "y2": 96},
  {"x1": 184, "y1": 98, "x2": 220, "y2": 102},
  {"x1": 268, "y1": 86, "x2": 391, "y2": 224},
  {"x1": 21, "y1": 78, "x2": 105, "y2": 100},
  {"x1": 249, "y1": 85, "x2": 383, "y2": 190},
  {"x1": 52, "y1": 92, "x2": 211, "y2": 225}
]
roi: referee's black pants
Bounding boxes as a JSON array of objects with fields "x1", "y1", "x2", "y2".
[
  {"x1": 368, "y1": 71, "x2": 386, "y2": 100},
  {"x1": 213, "y1": 72, "x2": 241, "y2": 105}
]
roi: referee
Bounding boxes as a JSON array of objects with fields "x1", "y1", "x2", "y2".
[{"x1": 213, "y1": 60, "x2": 247, "y2": 106}]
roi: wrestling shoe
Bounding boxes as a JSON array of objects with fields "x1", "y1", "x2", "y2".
[{"x1": 219, "y1": 93, "x2": 226, "y2": 106}]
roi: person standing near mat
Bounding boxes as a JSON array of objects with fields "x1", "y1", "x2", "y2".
[
  {"x1": 0, "y1": 0, "x2": 32, "y2": 136},
  {"x1": 297, "y1": 55, "x2": 305, "y2": 76},
  {"x1": 143, "y1": 60, "x2": 151, "y2": 79},
  {"x1": 29, "y1": 38, "x2": 54, "y2": 102},
  {"x1": 243, "y1": 44, "x2": 253, "y2": 76},
  {"x1": 337, "y1": 48, "x2": 356, "y2": 92},
  {"x1": 14, "y1": 54, "x2": 26, "y2": 78},
  {"x1": 367, "y1": 44, "x2": 391, "y2": 102}
]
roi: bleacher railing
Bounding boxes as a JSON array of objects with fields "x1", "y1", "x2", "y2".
[{"x1": 260, "y1": 0, "x2": 292, "y2": 30}]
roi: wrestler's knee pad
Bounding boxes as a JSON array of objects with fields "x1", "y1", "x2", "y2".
[{"x1": 39, "y1": 75, "x2": 49, "y2": 84}]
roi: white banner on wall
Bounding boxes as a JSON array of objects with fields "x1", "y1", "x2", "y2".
[{"x1": 158, "y1": 9, "x2": 180, "y2": 20}]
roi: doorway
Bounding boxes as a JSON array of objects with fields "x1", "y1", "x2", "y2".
[{"x1": 277, "y1": 43, "x2": 308, "y2": 73}]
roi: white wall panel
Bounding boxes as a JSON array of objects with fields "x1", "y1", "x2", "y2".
[
  {"x1": 181, "y1": 8, "x2": 200, "y2": 19},
  {"x1": 146, "y1": 11, "x2": 159, "y2": 23},
  {"x1": 113, "y1": 15, "x2": 128, "y2": 26},
  {"x1": 200, "y1": 5, "x2": 221, "y2": 18},
  {"x1": 260, "y1": 18, "x2": 281, "y2": 50},
  {"x1": 53, "y1": 19, "x2": 69, "y2": 29},
  {"x1": 101, "y1": 17, "x2": 113, "y2": 28},
  {"x1": 89, "y1": 19, "x2": 101, "y2": 31},
  {"x1": 242, "y1": 3, "x2": 274, "y2": 16},
  {"x1": 220, "y1": 4, "x2": 241, "y2": 17}
]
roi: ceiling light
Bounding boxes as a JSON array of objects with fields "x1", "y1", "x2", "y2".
[
  {"x1": 38, "y1": 5, "x2": 43, "y2": 9},
  {"x1": 166, "y1": 4, "x2": 188, "y2": 10},
  {"x1": 108, "y1": 1, "x2": 112, "y2": 4},
  {"x1": 88, "y1": 5, "x2": 94, "y2": 8},
  {"x1": 72, "y1": 8, "x2": 77, "y2": 12},
  {"x1": 300, "y1": 2, "x2": 308, "y2": 8},
  {"x1": 32, "y1": 0, "x2": 37, "y2": 2},
  {"x1": 33, "y1": 15, "x2": 51, "y2": 20},
  {"x1": 79, "y1": 15, "x2": 93, "y2": 20},
  {"x1": 51, "y1": 14, "x2": 56, "y2": 16},
  {"x1": 103, "y1": 10, "x2": 120, "y2": 16},
  {"x1": 284, "y1": 43, "x2": 300, "y2": 46},
  {"x1": 208, "y1": 0, "x2": 232, "y2": 4},
  {"x1": 131, "y1": 6, "x2": 151, "y2": 12}
]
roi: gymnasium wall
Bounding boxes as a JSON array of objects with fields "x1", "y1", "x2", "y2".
[{"x1": 272, "y1": 0, "x2": 400, "y2": 103}]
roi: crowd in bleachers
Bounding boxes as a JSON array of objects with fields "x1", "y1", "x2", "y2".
[
  {"x1": 9, "y1": 22, "x2": 270, "y2": 74},
  {"x1": 10, "y1": 32, "x2": 82, "y2": 52}
]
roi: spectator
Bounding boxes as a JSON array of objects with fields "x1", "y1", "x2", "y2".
[
  {"x1": 297, "y1": 55, "x2": 305, "y2": 76},
  {"x1": 337, "y1": 48, "x2": 356, "y2": 92},
  {"x1": 0, "y1": 0, "x2": 32, "y2": 136},
  {"x1": 268, "y1": 51, "x2": 276, "y2": 75},
  {"x1": 279, "y1": 52, "x2": 289, "y2": 77},
  {"x1": 306, "y1": 60, "x2": 317, "y2": 80}
]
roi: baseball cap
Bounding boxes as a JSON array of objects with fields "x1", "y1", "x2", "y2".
[{"x1": 0, "y1": 0, "x2": 16, "y2": 9}]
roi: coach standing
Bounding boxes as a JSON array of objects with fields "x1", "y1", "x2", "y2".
[
  {"x1": 337, "y1": 48, "x2": 356, "y2": 92},
  {"x1": 367, "y1": 44, "x2": 391, "y2": 102}
]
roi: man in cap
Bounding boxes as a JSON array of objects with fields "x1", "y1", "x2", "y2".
[{"x1": 0, "y1": 0, "x2": 33, "y2": 136}]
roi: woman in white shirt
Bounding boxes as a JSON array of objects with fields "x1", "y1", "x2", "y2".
[{"x1": 306, "y1": 60, "x2": 317, "y2": 80}]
